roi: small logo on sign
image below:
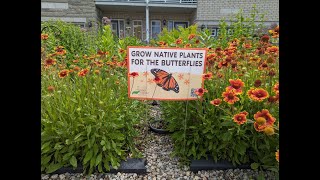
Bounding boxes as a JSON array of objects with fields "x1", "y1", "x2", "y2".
[{"x1": 190, "y1": 88, "x2": 197, "y2": 97}]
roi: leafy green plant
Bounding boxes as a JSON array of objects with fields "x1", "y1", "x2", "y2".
[
  {"x1": 41, "y1": 24, "x2": 145, "y2": 174},
  {"x1": 156, "y1": 6, "x2": 279, "y2": 175}
]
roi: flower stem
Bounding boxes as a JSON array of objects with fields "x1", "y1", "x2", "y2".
[{"x1": 131, "y1": 78, "x2": 135, "y2": 94}]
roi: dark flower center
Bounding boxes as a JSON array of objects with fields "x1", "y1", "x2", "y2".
[
  {"x1": 228, "y1": 94, "x2": 234, "y2": 99},
  {"x1": 198, "y1": 89, "x2": 204, "y2": 93},
  {"x1": 232, "y1": 83, "x2": 240, "y2": 89}
]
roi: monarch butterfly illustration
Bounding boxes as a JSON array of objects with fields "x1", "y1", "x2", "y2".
[{"x1": 150, "y1": 68, "x2": 179, "y2": 93}]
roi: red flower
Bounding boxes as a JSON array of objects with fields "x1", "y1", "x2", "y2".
[
  {"x1": 73, "y1": 66, "x2": 80, "y2": 71},
  {"x1": 233, "y1": 111, "x2": 248, "y2": 125},
  {"x1": 175, "y1": 38, "x2": 182, "y2": 44},
  {"x1": 58, "y1": 69, "x2": 69, "y2": 78},
  {"x1": 188, "y1": 34, "x2": 196, "y2": 40},
  {"x1": 253, "y1": 109, "x2": 276, "y2": 131},
  {"x1": 273, "y1": 82, "x2": 279, "y2": 93},
  {"x1": 275, "y1": 150, "x2": 279, "y2": 162},
  {"x1": 184, "y1": 43, "x2": 192, "y2": 48},
  {"x1": 119, "y1": 48, "x2": 125, "y2": 53},
  {"x1": 222, "y1": 90, "x2": 239, "y2": 104},
  {"x1": 254, "y1": 80, "x2": 262, "y2": 87},
  {"x1": 206, "y1": 53, "x2": 216, "y2": 61},
  {"x1": 247, "y1": 88, "x2": 269, "y2": 102},
  {"x1": 210, "y1": 98, "x2": 222, "y2": 106},
  {"x1": 195, "y1": 88, "x2": 208, "y2": 96},
  {"x1": 266, "y1": 46, "x2": 279, "y2": 54},
  {"x1": 195, "y1": 39, "x2": 200, "y2": 44},
  {"x1": 47, "y1": 86, "x2": 55, "y2": 92},
  {"x1": 226, "y1": 79, "x2": 245, "y2": 95},
  {"x1": 44, "y1": 58, "x2": 56, "y2": 66},
  {"x1": 41, "y1": 34, "x2": 49, "y2": 40},
  {"x1": 54, "y1": 46, "x2": 66, "y2": 56},
  {"x1": 78, "y1": 69, "x2": 89, "y2": 77},
  {"x1": 202, "y1": 72, "x2": 213, "y2": 80},
  {"x1": 260, "y1": 35, "x2": 270, "y2": 43},
  {"x1": 129, "y1": 72, "x2": 139, "y2": 78}
]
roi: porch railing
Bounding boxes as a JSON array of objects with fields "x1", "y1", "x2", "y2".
[{"x1": 95, "y1": 0, "x2": 197, "y2": 4}]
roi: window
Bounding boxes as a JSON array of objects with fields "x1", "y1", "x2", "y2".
[
  {"x1": 174, "y1": 22, "x2": 189, "y2": 29},
  {"x1": 217, "y1": 28, "x2": 220, "y2": 37},
  {"x1": 167, "y1": 21, "x2": 189, "y2": 31},
  {"x1": 211, "y1": 28, "x2": 217, "y2": 37},
  {"x1": 111, "y1": 20, "x2": 125, "y2": 38},
  {"x1": 133, "y1": 20, "x2": 142, "y2": 40},
  {"x1": 168, "y1": 21, "x2": 174, "y2": 31},
  {"x1": 151, "y1": 20, "x2": 161, "y2": 39},
  {"x1": 70, "y1": 22, "x2": 85, "y2": 28},
  {"x1": 227, "y1": 28, "x2": 234, "y2": 35}
]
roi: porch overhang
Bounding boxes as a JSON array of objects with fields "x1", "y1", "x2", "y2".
[{"x1": 95, "y1": 0, "x2": 197, "y2": 8}]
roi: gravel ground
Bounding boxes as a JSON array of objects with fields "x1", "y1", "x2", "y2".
[{"x1": 41, "y1": 103, "x2": 277, "y2": 180}]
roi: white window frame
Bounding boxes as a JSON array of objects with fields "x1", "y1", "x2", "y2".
[{"x1": 133, "y1": 20, "x2": 143, "y2": 40}]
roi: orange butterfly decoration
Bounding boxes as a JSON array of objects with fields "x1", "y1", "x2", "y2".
[{"x1": 151, "y1": 68, "x2": 179, "y2": 93}]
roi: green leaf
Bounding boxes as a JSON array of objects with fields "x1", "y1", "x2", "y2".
[
  {"x1": 46, "y1": 163, "x2": 63, "y2": 173},
  {"x1": 103, "y1": 160, "x2": 110, "y2": 171},
  {"x1": 41, "y1": 155, "x2": 52, "y2": 165},
  {"x1": 87, "y1": 125, "x2": 92, "y2": 137},
  {"x1": 62, "y1": 152, "x2": 73, "y2": 161},
  {"x1": 95, "y1": 153, "x2": 102, "y2": 166},
  {"x1": 41, "y1": 142, "x2": 51, "y2": 151},
  {"x1": 70, "y1": 156, "x2": 77, "y2": 168},
  {"x1": 90, "y1": 157, "x2": 95, "y2": 169},
  {"x1": 220, "y1": 121, "x2": 234, "y2": 126},
  {"x1": 83, "y1": 149, "x2": 93, "y2": 164},
  {"x1": 93, "y1": 144, "x2": 98, "y2": 156},
  {"x1": 111, "y1": 140, "x2": 116, "y2": 149},
  {"x1": 105, "y1": 141, "x2": 111, "y2": 150},
  {"x1": 100, "y1": 140, "x2": 105, "y2": 146},
  {"x1": 251, "y1": 162, "x2": 260, "y2": 170},
  {"x1": 98, "y1": 163, "x2": 103, "y2": 172}
]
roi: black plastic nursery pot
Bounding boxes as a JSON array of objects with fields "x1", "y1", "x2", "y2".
[
  {"x1": 47, "y1": 158, "x2": 147, "y2": 174},
  {"x1": 189, "y1": 155, "x2": 251, "y2": 171},
  {"x1": 149, "y1": 119, "x2": 170, "y2": 134}
]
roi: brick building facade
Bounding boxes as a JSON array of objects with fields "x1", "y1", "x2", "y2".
[{"x1": 41, "y1": 0, "x2": 279, "y2": 41}]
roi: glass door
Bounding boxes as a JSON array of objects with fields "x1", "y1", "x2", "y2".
[
  {"x1": 111, "y1": 20, "x2": 125, "y2": 38},
  {"x1": 151, "y1": 20, "x2": 161, "y2": 39},
  {"x1": 133, "y1": 20, "x2": 142, "y2": 40},
  {"x1": 111, "y1": 20, "x2": 118, "y2": 37}
]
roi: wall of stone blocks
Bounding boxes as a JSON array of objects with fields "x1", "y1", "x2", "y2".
[
  {"x1": 196, "y1": 0, "x2": 279, "y2": 26},
  {"x1": 41, "y1": 0, "x2": 100, "y2": 26}
]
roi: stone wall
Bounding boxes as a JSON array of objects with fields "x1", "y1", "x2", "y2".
[
  {"x1": 196, "y1": 0, "x2": 279, "y2": 26},
  {"x1": 41, "y1": 0, "x2": 99, "y2": 26}
]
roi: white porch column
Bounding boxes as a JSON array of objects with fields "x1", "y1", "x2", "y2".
[{"x1": 146, "y1": 0, "x2": 150, "y2": 44}]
